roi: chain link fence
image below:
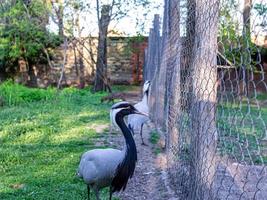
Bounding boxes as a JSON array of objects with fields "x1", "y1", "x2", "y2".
[{"x1": 144, "y1": 0, "x2": 267, "y2": 199}]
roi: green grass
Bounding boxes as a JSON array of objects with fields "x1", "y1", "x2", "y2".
[
  {"x1": 150, "y1": 130, "x2": 160, "y2": 145},
  {"x1": 149, "y1": 130, "x2": 162, "y2": 155},
  {"x1": 0, "y1": 81, "x2": 139, "y2": 107},
  {"x1": 176, "y1": 100, "x2": 267, "y2": 165},
  {"x1": 0, "y1": 82, "x2": 121, "y2": 200},
  {"x1": 255, "y1": 93, "x2": 267, "y2": 101},
  {"x1": 217, "y1": 102, "x2": 267, "y2": 164},
  {"x1": 0, "y1": 81, "x2": 57, "y2": 106}
]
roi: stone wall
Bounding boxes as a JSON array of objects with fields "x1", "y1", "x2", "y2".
[{"x1": 15, "y1": 37, "x2": 147, "y2": 88}]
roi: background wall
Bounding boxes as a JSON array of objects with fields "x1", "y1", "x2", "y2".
[{"x1": 14, "y1": 37, "x2": 148, "y2": 88}]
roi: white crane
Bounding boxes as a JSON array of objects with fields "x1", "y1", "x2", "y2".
[
  {"x1": 127, "y1": 80, "x2": 151, "y2": 145},
  {"x1": 77, "y1": 102, "x2": 147, "y2": 200}
]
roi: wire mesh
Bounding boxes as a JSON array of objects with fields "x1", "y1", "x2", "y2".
[{"x1": 145, "y1": 0, "x2": 267, "y2": 199}]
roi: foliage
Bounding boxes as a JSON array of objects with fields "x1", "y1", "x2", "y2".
[
  {"x1": 219, "y1": 23, "x2": 258, "y2": 69},
  {"x1": 254, "y1": 3, "x2": 267, "y2": 29},
  {"x1": 0, "y1": 81, "x2": 140, "y2": 107},
  {"x1": 149, "y1": 130, "x2": 162, "y2": 155},
  {"x1": 124, "y1": 34, "x2": 146, "y2": 56},
  {"x1": 0, "y1": 0, "x2": 61, "y2": 74},
  {"x1": 0, "y1": 83, "x2": 118, "y2": 200},
  {"x1": 218, "y1": 0, "x2": 263, "y2": 70},
  {"x1": 150, "y1": 130, "x2": 160, "y2": 144},
  {"x1": 0, "y1": 81, "x2": 57, "y2": 106}
]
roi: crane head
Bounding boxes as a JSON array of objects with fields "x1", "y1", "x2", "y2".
[
  {"x1": 111, "y1": 101, "x2": 148, "y2": 117},
  {"x1": 142, "y1": 80, "x2": 151, "y2": 94}
]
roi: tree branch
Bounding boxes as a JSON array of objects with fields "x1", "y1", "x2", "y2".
[
  {"x1": 96, "y1": 0, "x2": 100, "y2": 27},
  {"x1": 57, "y1": 37, "x2": 68, "y2": 89}
]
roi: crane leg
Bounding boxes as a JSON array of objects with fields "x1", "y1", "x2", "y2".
[
  {"x1": 109, "y1": 186, "x2": 112, "y2": 200},
  {"x1": 94, "y1": 189, "x2": 100, "y2": 200},
  {"x1": 109, "y1": 117, "x2": 113, "y2": 134},
  {"x1": 109, "y1": 125, "x2": 112, "y2": 133},
  {"x1": 87, "y1": 185, "x2": 90, "y2": 200},
  {"x1": 140, "y1": 123, "x2": 147, "y2": 146}
]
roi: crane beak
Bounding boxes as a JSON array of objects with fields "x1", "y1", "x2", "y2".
[{"x1": 135, "y1": 111, "x2": 149, "y2": 117}]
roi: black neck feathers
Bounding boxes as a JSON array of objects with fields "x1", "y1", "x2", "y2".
[
  {"x1": 111, "y1": 112, "x2": 137, "y2": 193},
  {"x1": 145, "y1": 89, "x2": 149, "y2": 101}
]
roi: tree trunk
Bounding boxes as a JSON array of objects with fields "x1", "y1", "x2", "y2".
[
  {"x1": 165, "y1": 0, "x2": 181, "y2": 171},
  {"x1": 57, "y1": 37, "x2": 68, "y2": 89},
  {"x1": 241, "y1": 0, "x2": 252, "y2": 96},
  {"x1": 184, "y1": 0, "x2": 196, "y2": 112},
  {"x1": 78, "y1": 48, "x2": 85, "y2": 89},
  {"x1": 189, "y1": 0, "x2": 219, "y2": 199},
  {"x1": 27, "y1": 63, "x2": 37, "y2": 87},
  {"x1": 18, "y1": 57, "x2": 28, "y2": 84},
  {"x1": 58, "y1": 1, "x2": 64, "y2": 38},
  {"x1": 243, "y1": 0, "x2": 252, "y2": 36},
  {"x1": 0, "y1": 67, "x2": 7, "y2": 82},
  {"x1": 73, "y1": 41, "x2": 79, "y2": 76},
  {"x1": 77, "y1": 14, "x2": 85, "y2": 89},
  {"x1": 93, "y1": 5, "x2": 111, "y2": 92},
  {"x1": 73, "y1": 10, "x2": 85, "y2": 89}
]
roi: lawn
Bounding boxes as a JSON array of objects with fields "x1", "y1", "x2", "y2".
[
  {"x1": 0, "y1": 82, "x2": 125, "y2": 200},
  {"x1": 217, "y1": 99, "x2": 267, "y2": 165},
  {"x1": 174, "y1": 94, "x2": 267, "y2": 165}
]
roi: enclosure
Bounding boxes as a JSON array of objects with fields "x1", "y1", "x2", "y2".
[
  {"x1": 0, "y1": 0, "x2": 267, "y2": 199},
  {"x1": 145, "y1": 0, "x2": 267, "y2": 199}
]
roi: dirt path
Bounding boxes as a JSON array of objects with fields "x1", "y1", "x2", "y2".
[
  {"x1": 108, "y1": 123, "x2": 179, "y2": 200},
  {"x1": 102, "y1": 87, "x2": 179, "y2": 200},
  {"x1": 101, "y1": 87, "x2": 267, "y2": 200}
]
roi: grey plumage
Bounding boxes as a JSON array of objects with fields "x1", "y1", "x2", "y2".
[
  {"x1": 127, "y1": 81, "x2": 151, "y2": 145},
  {"x1": 77, "y1": 148, "x2": 123, "y2": 186},
  {"x1": 77, "y1": 102, "x2": 145, "y2": 200}
]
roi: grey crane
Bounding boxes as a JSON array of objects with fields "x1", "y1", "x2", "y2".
[
  {"x1": 127, "y1": 80, "x2": 151, "y2": 145},
  {"x1": 77, "y1": 102, "x2": 146, "y2": 200}
]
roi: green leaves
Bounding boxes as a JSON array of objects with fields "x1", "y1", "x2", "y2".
[
  {"x1": 254, "y1": 3, "x2": 267, "y2": 16},
  {"x1": 0, "y1": 0, "x2": 60, "y2": 73}
]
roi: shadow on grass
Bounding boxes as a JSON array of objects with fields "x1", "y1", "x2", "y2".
[{"x1": 0, "y1": 90, "x2": 117, "y2": 200}]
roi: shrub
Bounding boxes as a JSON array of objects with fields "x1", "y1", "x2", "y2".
[{"x1": 0, "y1": 81, "x2": 56, "y2": 106}]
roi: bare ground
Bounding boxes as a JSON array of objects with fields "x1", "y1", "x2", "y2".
[
  {"x1": 213, "y1": 160, "x2": 267, "y2": 200},
  {"x1": 108, "y1": 124, "x2": 179, "y2": 200},
  {"x1": 95, "y1": 87, "x2": 267, "y2": 200},
  {"x1": 104, "y1": 125, "x2": 267, "y2": 200},
  {"x1": 98, "y1": 88, "x2": 179, "y2": 199},
  {"x1": 93, "y1": 88, "x2": 178, "y2": 199}
]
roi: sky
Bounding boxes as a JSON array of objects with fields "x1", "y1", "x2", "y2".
[
  {"x1": 47, "y1": 0, "x2": 266, "y2": 37},
  {"x1": 227, "y1": 0, "x2": 267, "y2": 36},
  {"x1": 47, "y1": 0, "x2": 164, "y2": 37}
]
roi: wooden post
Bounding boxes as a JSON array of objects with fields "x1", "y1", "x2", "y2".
[{"x1": 165, "y1": 0, "x2": 181, "y2": 174}]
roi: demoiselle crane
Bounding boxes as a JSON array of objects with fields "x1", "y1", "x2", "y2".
[
  {"x1": 77, "y1": 102, "x2": 147, "y2": 200},
  {"x1": 109, "y1": 101, "x2": 128, "y2": 133},
  {"x1": 127, "y1": 80, "x2": 151, "y2": 145}
]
